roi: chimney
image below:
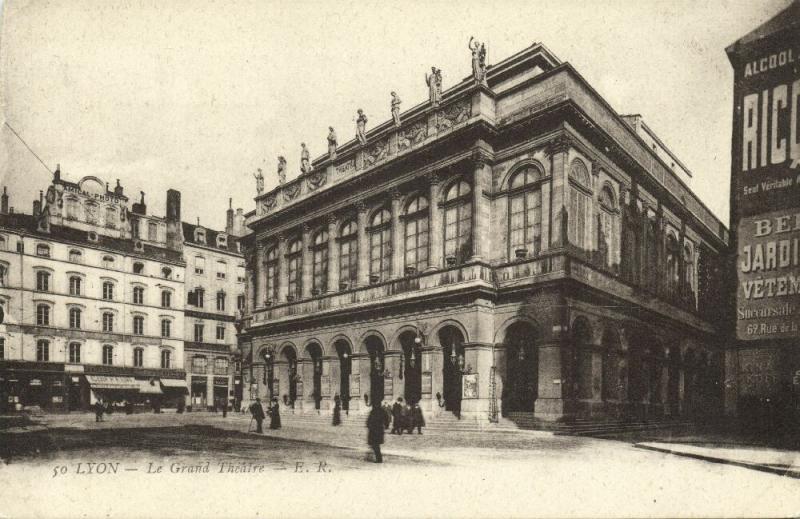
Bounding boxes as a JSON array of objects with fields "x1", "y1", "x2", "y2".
[
  {"x1": 225, "y1": 198, "x2": 234, "y2": 235},
  {"x1": 132, "y1": 191, "x2": 147, "y2": 215},
  {"x1": 54, "y1": 164, "x2": 61, "y2": 182},
  {"x1": 114, "y1": 179, "x2": 124, "y2": 197},
  {"x1": 234, "y1": 208, "x2": 245, "y2": 236},
  {"x1": 166, "y1": 189, "x2": 183, "y2": 251},
  {"x1": 1, "y1": 187, "x2": 8, "y2": 215},
  {"x1": 33, "y1": 199, "x2": 41, "y2": 217}
]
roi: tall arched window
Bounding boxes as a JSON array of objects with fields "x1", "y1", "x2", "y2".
[
  {"x1": 508, "y1": 166, "x2": 543, "y2": 258},
  {"x1": 369, "y1": 208, "x2": 392, "y2": 281},
  {"x1": 443, "y1": 180, "x2": 472, "y2": 265},
  {"x1": 0, "y1": 264, "x2": 6, "y2": 286},
  {"x1": 265, "y1": 247, "x2": 279, "y2": 303},
  {"x1": 403, "y1": 195, "x2": 429, "y2": 273},
  {"x1": 102, "y1": 345, "x2": 114, "y2": 365},
  {"x1": 568, "y1": 159, "x2": 591, "y2": 249},
  {"x1": 161, "y1": 318, "x2": 171, "y2": 338},
  {"x1": 683, "y1": 244, "x2": 695, "y2": 300},
  {"x1": 133, "y1": 347, "x2": 144, "y2": 367},
  {"x1": 161, "y1": 290, "x2": 172, "y2": 308},
  {"x1": 69, "y1": 342, "x2": 81, "y2": 363},
  {"x1": 133, "y1": 286, "x2": 145, "y2": 305},
  {"x1": 645, "y1": 216, "x2": 658, "y2": 292},
  {"x1": 102, "y1": 281, "x2": 114, "y2": 300},
  {"x1": 161, "y1": 349, "x2": 171, "y2": 369},
  {"x1": 311, "y1": 229, "x2": 329, "y2": 293},
  {"x1": 69, "y1": 276, "x2": 82, "y2": 296},
  {"x1": 36, "y1": 339, "x2": 49, "y2": 361},
  {"x1": 598, "y1": 184, "x2": 618, "y2": 267},
  {"x1": 338, "y1": 220, "x2": 358, "y2": 287},
  {"x1": 36, "y1": 304, "x2": 50, "y2": 326},
  {"x1": 69, "y1": 249, "x2": 82, "y2": 263},
  {"x1": 36, "y1": 271, "x2": 50, "y2": 291},
  {"x1": 133, "y1": 315, "x2": 145, "y2": 335},
  {"x1": 666, "y1": 234, "x2": 680, "y2": 294},
  {"x1": 286, "y1": 238, "x2": 303, "y2": 300},
  {"x1": 69, "y1": 307, "x2": 82, "y2": 329},
  {"x1": 102, "y1": 312, "x2": 114, "y2": 332}
]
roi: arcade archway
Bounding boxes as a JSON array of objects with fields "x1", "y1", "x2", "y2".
[
  {"x1": 400, "y1": 331, "x2": 422, "y2": 404},
  {"x1": 503, "y1": 321, "x2": 538, "y2": 414},
  {"x1": 334, "y1": 339, "x2": 352, "y2": 411},
  {"x1": 365, "y1": 336, "x2": 385, "y2": 406},
  {"x1": 279, "y1": 346, "x2": 298, "y2": 408},
  {"x1": 439, "y1": 326, "x2": 465, "y2": 417},
  {"x1": 305, "y1": 342, "x2": 323, "y2": 410}
]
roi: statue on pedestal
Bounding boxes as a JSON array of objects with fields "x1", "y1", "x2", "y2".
[
  {"x1": 356, "y1": 109, "x2": 368, "y2": 146},
  {"x1": 391, "y1": 91, "x2": 402, "y2": 126},
  {"x1": 253, "y1": 169, "x2": 265, "y2": 195},
  {"x1": 300, "y1": 143, "x2": 311, "y2": 174},
  {"x1": 425, "y1": 67, "x2": 442, "y2": 106},
  {"x1": 468, "y1": 37, "x2": 487, "y2": 85},
  {"x1": 327, "y1": 127, "x2": 338, "y2": 159},
  {"x1": 277, "y1": 156, "x2": 287, "y2": 185}
]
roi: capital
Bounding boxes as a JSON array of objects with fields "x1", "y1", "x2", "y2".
[
  {"x1": 426, "y1": 171, "x2": 441, "y2": 185},
  {"x1": 355, "y1": 200, "x2": 368, "y2": 214},
  {"x1": 470, "y1": 150, "x2": 489, "y2": 169},
  {"x1": 302, "y1": 223, "x2": 311, "y2": 234},
  {"x1": 545, "y1": 135, "x2": 572, "y2": 157},
  {"x1": 389, "y1": 187, "x2": 402, "y2": 201},
  {"x1": 327, "y1": 213, "x2": 338, "y2": 226},
  {"x1": 591, "y1": 162, "x2": 602, "y2": 177}
]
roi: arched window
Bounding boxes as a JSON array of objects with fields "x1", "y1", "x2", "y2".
[
  {"x1": 666, "y1": 234, "x2": 680, "y2": 293},
  {"x1": 161, "y1": 290, "x2": 171, "y2": 308},
  {"x1": 598, "y1": 184, "x2": 618, "y2": 267},
  {"x1": 265, "y1": 247, "x2": 279, "y2": 303},
  {"x1": 286, "y1": 238, "x2": 303, "y2": 300},
  {"x1": 69, "y1": 342, "x2": 81, "y2": 363},
  {"x1": 36, "y1": 339, "x2": 49, "y2": 362},
  {"x1": 683, "y1": 244, "x2": 695, "y2": 296},
  {"x1": 568, "y1": 159, "x2": 591, "y2": 249},
  {"x1": 102, "y1": 312, "x2": 114, "y2": 332},
  {"x1": 369, "y1": 207, "x2": 392, "y2": 281},
  {"x1": 132, "y1": 286, "x2": 145, "y2": 305},
  {"x1": 69, "y1": 276, "x2": 82, "y2": 296},
  {"x1": 508, "y1": 166, "x2": 543, "y2": 258},
  {"x1": 216, "y1": 291, "x2": 225, "y2": 311},
  {"x1": 69, "y1": 249, "x2": 82, "y2": 263},
  {"x1": 443, "y1": 180, "x2": 472, "y2": 265},
  {"x1": 338, "y1": 220, "x2": 358, "y2": 287},
  {"x1": 0, "y1": 264, "x2": 6, "y2": 286},
  {"x1": 133, "y1": 262, "x2": 144, "y2": 274},
  {"x1": 133, "y1": 347, "x2": 144, "y2": 367},
  {"x1": 36, "y1": 271, "x2": 50, "y2": 291},
  {"x1": 102, "y1": 345, "x2": 114, "y2": 365},
  {"x1": 403, "y1": 195, "x2": 429, "y2": 273},
  {"x1": 102, "y1": 255, "x2": 115, "y2": 269},
  {"x1": 36, "y1": 244, "x2": 50, "y2": 257},
  {"x1": 161, "y1": 349, "x2": 172, "y2": 369},
  {"x1": 102, "y1": 281, "x2": 114, "y2": 300},
  {"x1": 36, "y1": 304, "x2": 50, "y2": 326},
  {"x1": 161, "y1": 318, "x2": 172, "y2": 338},
  {"x1": 311, "y1": 229, "x2": 328, "y2": 293},
  {"x1": 133, "y1": 315, "x2": 145, "y2": 335},
  {"x1": 645, "y1": 217, "x2": 659, "y2": 292},
  {"x1": 69, "y1": 307, "x2": 82, "y2": 329}
]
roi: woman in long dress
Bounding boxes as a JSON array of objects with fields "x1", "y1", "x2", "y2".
[
  {"x1": 332, "y1": 394, "x2": 342, "y2": 426},
  {"x1": 269, "y1": 398, "x2": 281, "y2": 430}
]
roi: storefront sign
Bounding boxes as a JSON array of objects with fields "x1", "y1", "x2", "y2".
[
  {"x1": 214, "y1": 377, "x2": 228, "y2": 386},
  {"x1": 29, "y1": 379, "x2": 42, "y2": 386},
  {"x1": 738, "y1": 348, "x2": 780, "y2": 396},
  {"x1": 65, "y1": 364, "x2": 84, "y2": 373},
  {"x1": 736, "y1": 209, "x2": 800, "y2": 340},
  {"x1": 462, "y1": 373, "x2": 479, "y2": 399}
]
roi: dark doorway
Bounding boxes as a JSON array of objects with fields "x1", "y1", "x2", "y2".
[
  {"x1": 306, "y1": 343, "x2": 323, "y2": 410},
  {"x1": 366, "y1": 336, "x2": 385, "y2": 406},
  {"x1": 335, "y1": 340, "x2": 351, "y2": 411},
  {"x1": 282, "y1": 347, "x2": 298, "y2": 408},
  {"x1": 439, "y1": 326, "x2": 465, "y2": 417},
  {"x1": 400, "y1": 331, "x2": 422, "y2": 404},
  {"x1": 503, "y1": 321, "x2": 538, "y2": 414}
]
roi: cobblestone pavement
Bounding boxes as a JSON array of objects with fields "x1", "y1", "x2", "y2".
[{"x1": 1, "y1": 412, "x2": 799, "y2": 518}]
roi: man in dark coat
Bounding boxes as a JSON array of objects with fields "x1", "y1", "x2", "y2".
[
  {"x1": 269, "y1": 398, "x2": 281, "y2": 429},
  {"x1": 391, "y1": 398, "x2": 404, "y2": 435},
  {"x1": 366, "y1": 406, "x2": 385, "y2": 463},
  {"x1": 94, "y1": 399, "x2": 105, "y2": 422},
  {"x1": 332, "y1": 394, "x2": 342, "y2": 426},
  {"x1": 381, "y1": 401, "x2": 391, "y2": 430},
  {"x1": 250, "y1": 398, "x2": 266, "y2": 433},
  {"x1": 412, "y1": 402, "x2": 425, "y2": 434}
]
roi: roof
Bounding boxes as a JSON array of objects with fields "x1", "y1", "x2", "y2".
[
  {"x1": 726, "y1": 0, "x2": 800, "y2": 53},
  {"x1": 182, "y1": 221, "x2": 242, "y2": 255},
  {"x1": 0, "y1": 212, "x2": 184, "y2": 264}
]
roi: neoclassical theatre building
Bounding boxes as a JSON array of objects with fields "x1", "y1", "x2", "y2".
[{"x1": 240, "y1": 42, "x2": 729, "y2": 423}]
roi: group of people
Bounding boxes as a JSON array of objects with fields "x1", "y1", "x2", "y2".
[
  {"x1": 367, "y1": 397, "x2": 426, "y2": 464},
  {"x1": 248, "y1": 397, "x2": 281, "y2": 434}
]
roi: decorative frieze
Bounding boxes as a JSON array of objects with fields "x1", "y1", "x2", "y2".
[
  {"x1": 436, "y1": 99, "x2": 471, "y2": 132},
  {"x1": 306, "y1": 169, "x2": 327, "y2": 190},
  {"x1": 283, "y1": 181, "x2": 301, "y2": 201},
  {"x1": 398, "y1": 120, "x2": 428, "y2": 151}
]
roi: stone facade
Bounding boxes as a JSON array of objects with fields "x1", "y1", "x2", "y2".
[{"x1": 241, "y1": 42, "x2": 729, "y2": 423}]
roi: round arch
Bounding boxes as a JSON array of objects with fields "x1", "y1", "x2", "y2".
[
  {"x1": 327, "y1": 334, "x2": 354, "y2": 355},
  {"x1": 494, "y1": 316, "x2": 540, "y2": 345},
  {"x1": 499, "y1": 159, "x2": 547, "y2": 192},
  {"x1": 389, "y1": 325, "x2": 421, "y2": 351},
  {"x1": 277, "y1": 342, "x2": 298, "y2": 360},
  {"x1": 301, "y1": 338, "x2": 327, "y2": 359},
  {"x1": 430, "y1": 319, "x2": 470, "y2": 347},
  {"x1": 356, "y1": 330, "x2": 388, "y2": 353}
]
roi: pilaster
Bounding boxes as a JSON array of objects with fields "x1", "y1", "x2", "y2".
[
  {"x1": 255, "y1": 243, "x2": 266, "y2": 309},
  {"x1": 326, "y1": 214, "x2": 339, "y2": 293},
  {"x1": 547, "y1": 135, "x2": 571, "y2": 247},
  {"x1": 356, "y1": 201, "x2": 369, "y2": 287},
  {"x1": 427, "y1": 173, "x2": 443, "y2": 271},
  {"x1": 390, "y1": 188, "x2": 403, "y2": 278},
  {"x1": 277, "y1": 234, "x2": 288, "y2": 302},
  {"x1": 301, "y1": 224, "x2": 312, "y2": 299}
]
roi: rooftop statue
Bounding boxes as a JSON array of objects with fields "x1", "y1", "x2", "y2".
[
  {"x1": 327, "y1": 127, "x2": 338, "y2": 159},
  {"x1": 391, "y1": 91, "x2": 402, "y2": 126},
  {"x1": 469, "y1": 37, "x2": 487, "y2": 85},
  {"x1": 253, "y1": 168, "x2": 265, "y2": 195},
  {"x1": 277, "y1": 156, "x2": 287, "y2": 185},
  {"x1": 300, "y1": 142, "x2": 311, "y2": 174},
  {"x1": 425, "y1": 67, "x2": 442, "y2": 107},
  {"x1": 356, "y1": 109, "x2": 368, "y2": 146}
]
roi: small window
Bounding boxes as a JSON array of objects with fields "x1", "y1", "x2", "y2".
[
  {"x1": 217, "y1": 234, "x2": 228, "y2": 248},
  {"x1": 36, "y1": 304, "x2": 50, "y2": 326},
  {"x1": 237, "y1": 294, "x2": 245, "y2": 311},
  {"x1": 195, "y1": 256, "x2": 205, "y2": 275},
  {"x1": 216, "y1": 325, "x2": 225, "y2": 341},
  {"x1": 133, "y1": 316, "x2": 144, "y2": 335},
  {"x1": 133, "y1": 348, "x2": 144, "y2": 368},
  {"x1": 215, "y1": 357, "x2": 228, "y2": 373},
  {"x1": 161, "y1": 267, "x2": 172, "y2": 279},
  {"x1": 0, "y1": 264, "x2": 6, "y2": 287},
  {"x1": 102, "y1": 281, "x2": 114, "y2": 301},
  {"x1": 36, "y1": 339, "x2": 49, "y2": 362},
  {"x1": 195, "y1": 229, "x2": 206, "y2": 244},
  {"x1": 102, "y1": 312, "x2": 114, "y2": 332},
  {"x1": 216, "y1": 291, "x2": 225, "y2": 312},
  {"x1": 161, "y1": 290, "x2": 172, "y2": 308},
  {"x1": 88, "y1": 231, "x2": 98, "y2": 242},
  {"x1": 69, "y1": 276, "x2": 82, "y2": 296},
  {"x1": 161, "y1": 349, "x2": 171, "y2": 369},
  {"x1": 102, "y1": 255, "x2": 115, "y2": 268},
  {"x1": 161, "y1": 319, "x2": 171, "y2": 338},
  {"x1": 133, "y1": 286, "x2": 145, "y2": 305},
  {"x1": 69, "y1": 250, "x2": 82, "y2": 263},
  {"x1": 102, "y1": 345, "x2": 114, "y2": 366},
  {"x1": 133, "y1": 262, "x2": 144, "y2": 274},
  {"x1": 36, "y1": 271, "x2": 50, "y2": 291},
  {"x1": 69, "y1": 307, "x2": 82, "y2": 329},
  {"x1": 194, "y1": 323, "x2": 204, "y2": 343},
  {"x1": 134, "y1": 241, "x2": 143, "y2": 251},
  {"x1": 69, "y1": 342, "x2": 81, "y2": 363},
  {"x1": 216, "y1": 260, "x2": 227, "y2": 279},
  {"x1": 36, "y1": 244, "x2": 50, "y2": 257}
]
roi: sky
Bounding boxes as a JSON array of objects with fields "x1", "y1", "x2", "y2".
[{"x1": 0, "y1": 0, "x2": 793, "y2": 230}]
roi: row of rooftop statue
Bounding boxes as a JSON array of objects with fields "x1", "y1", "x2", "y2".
[{"x1": 252, "y1": 37, "x2": 488, "y2": 195}]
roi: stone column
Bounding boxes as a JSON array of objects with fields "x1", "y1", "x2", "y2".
[
  {"x1": 536, "y1": 341, "x2": 565, "y2": 421},
  {"x1": 546, "y1": 136, "x2": 571, "y2": 247},
  {"x1": 297, "y1": 359, "x2": 312, "y2": 413},
  {"x1": 420, "y1": 348, "x2": 437, "y2": 414},
  {"x1": 384, "y1": 351, "x2": 403, "y2": 402},
  {"x1": 320, "y1": 356, "x2": 334, "y2": 411},
  {"x1": 277, "y1": 234, "x2": 288, "y2": 302},
  {"x1": 255, "y1": 243, "x2": 266, "y2": 308},
  {"x1": 206, "y1": 373, "x2": 214, "y2": 411},
  {"x1": 427, "y1": 173, "x2": 442, "y2": 271},
  {"x1": 326, "y1": 215, "x2": 339, "y2": 292},
  {"x1": 390, "y1": 188, "x2": 403, "y2": 278},
  {"x1": 470, "y1": 152, "x2": 490, "y2": 261},
  {"x1": 356, "y1": 353, "x2": 372, "y2": 410},
  {"x1": 356, "y1": 201, "x2": 369, "y2": 287},
  {"x1": 301, "y1": 224, "x2": 312, "y2": 299},
  {"x1": 459, "y1": 343, "x2": 495, "y2": 419}
]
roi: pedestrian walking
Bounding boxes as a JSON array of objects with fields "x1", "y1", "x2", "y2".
[
  {"x1": 269, "y1": 398, "x2": 281, "y2": 430},
  {"x1": 381, "y1": 401, "x2": 391, "y2": 430},
  {"x1": 94, "y1": 399, "x2": 105, "y2": 422},
  {"x1": 402, "y1": 401, "x2": 413, "y2": 434},
  {"x1": 249, "y1": 398, "x2": 266, "y2": 433},
  {"x1": 366, "y1": 406, "x2": 385, "y2": 463},
  {"x1": 391, "y1": 398, "x2": 404, "y2": 434},
  {"x1": 222, "y1": 398, "x2": 228, "y2": 418},
  {"x1": 332, "y1": 394, "x2": 342, "y2": 426},
  {"x1": 412, "y1": 402, "x2": 425, "y2": 434}
]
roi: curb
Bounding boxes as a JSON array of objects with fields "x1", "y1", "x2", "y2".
[{"x1": 634, "y1": 443, "x2": 800, "y2": 479}]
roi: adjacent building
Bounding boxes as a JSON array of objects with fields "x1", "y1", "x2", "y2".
[{"x1": 240, "y1": 42, "x2": 729, "y2": 424}]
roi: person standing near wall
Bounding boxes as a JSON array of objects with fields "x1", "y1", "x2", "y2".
[{"x1": 367, "y1": 406, "x2": 385, "y2": 463}]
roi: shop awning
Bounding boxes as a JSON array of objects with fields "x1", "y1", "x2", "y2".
[
  {"x1": 137, "y1": 379, "x2": 163, "y2": 395},
  {"x1": 85, "y1": 375, "x2": 138, "y2": 390},
  {"x1": 160, "y1": 378, "x2": 188, "y2": 389}
]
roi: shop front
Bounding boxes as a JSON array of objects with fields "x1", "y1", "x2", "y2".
[
  {"x1": 213, "y1": 376, "x2": 229, "y2": 410},
  {"x1": 160, "y1": 378, "x2": 188, "y2": 409},
  {"x1": 84, "y1": 375, "x2": 139, "y2": 407},
  {"x1": 0, "y1": 361, "x2": 68, "y2": 412},
  {"x1": 190, "y1": 376, "x2": 207, "y2": 410}
]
